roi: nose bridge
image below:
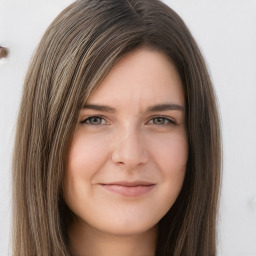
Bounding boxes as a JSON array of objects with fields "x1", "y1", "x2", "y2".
[{"x1": 111, "y1": 124, "x2": 148, "y2": 168}]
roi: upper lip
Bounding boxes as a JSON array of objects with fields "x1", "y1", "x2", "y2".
[{"x1": 100, "y1": 181, "x2": 155, "y2": 187}]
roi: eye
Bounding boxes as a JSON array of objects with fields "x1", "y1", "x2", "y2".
[
  {"x1": 81, "y1": 116, "x2": 107, "y2": 125},
  {"x1": 149, "y1": 116, "x2": 176, "y2": 125}
]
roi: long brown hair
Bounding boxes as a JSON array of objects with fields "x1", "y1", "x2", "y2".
[{"x1": 12, "y1": 0, "x2": 221, "y2": 255}]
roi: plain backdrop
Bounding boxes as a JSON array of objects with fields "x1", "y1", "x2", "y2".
[{"x1": 0, "y1": 0, "x2": 256, "y2": 255}]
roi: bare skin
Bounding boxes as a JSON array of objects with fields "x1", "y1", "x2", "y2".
[
  {"x1": 68, "y1": 220, "x2": 157, "y2": 256},
  {"x1": 64, "y1": 48, "x2": 187, "y2": 256}
]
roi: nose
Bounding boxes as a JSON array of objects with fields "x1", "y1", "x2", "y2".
[{"x1": 111, "y1": 127, "x2": 148, "y2": 169}]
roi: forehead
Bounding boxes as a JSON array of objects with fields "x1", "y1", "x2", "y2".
[{"x1": 87, "y1": 47, "x2": 184, "y2": 108}]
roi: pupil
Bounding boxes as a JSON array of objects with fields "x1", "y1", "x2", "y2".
[
  {"x1": 154, "y1": 118, "x2": 164, "y2": 124},
  {"x1": 91, "y1": 117, "x2": 101, "y2": 124}
]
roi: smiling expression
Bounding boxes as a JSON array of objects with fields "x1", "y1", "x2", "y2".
[{"x1": 63, "y1": 47, "x2": 188, "y2": 236}]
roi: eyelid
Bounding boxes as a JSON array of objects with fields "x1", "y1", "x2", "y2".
[
  {"x1": 80, "y1": 115, "x2": 109, "y2": 125},
  {"x1": 147, "y1": 116, "x2": 176, "y2": 125},
  {"x1": 79, "y1": 115, "x2": 176, "y2": 126}
]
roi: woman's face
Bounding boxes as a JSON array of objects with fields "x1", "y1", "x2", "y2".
[{"x1": 63, "y1": 48, "x2": 188, "y2": 236}]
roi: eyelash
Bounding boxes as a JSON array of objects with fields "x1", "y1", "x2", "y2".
[
  {"x1": 148, "y1": 116, "x2": 176, "y2": 125},
  {"x1": 80, "y1": 116, "x2": 176, "y2": 126},
  {"x1": 80, "y1": 116, "x2": 107, "y2": 125}
]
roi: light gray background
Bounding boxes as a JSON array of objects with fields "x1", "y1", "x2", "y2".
[{"x1": 0, "y1": 0, "x2": 256, "y2": 255}]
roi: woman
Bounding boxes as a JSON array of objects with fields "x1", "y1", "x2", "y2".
[{"x1": 12, "y1": 0, "x2": 221, "y2": 255}]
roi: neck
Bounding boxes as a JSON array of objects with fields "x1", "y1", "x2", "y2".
[{"x1": 68, "y1": 221, "x2": 157, "y2": 256}]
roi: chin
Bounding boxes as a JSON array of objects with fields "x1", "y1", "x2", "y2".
[{"x1": 88, "y1": 214, "x2": 158, "y2": 236}]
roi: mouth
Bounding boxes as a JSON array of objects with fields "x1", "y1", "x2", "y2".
[{"x1": 99, "y1": 181, "x2": 156, "y2": 197}]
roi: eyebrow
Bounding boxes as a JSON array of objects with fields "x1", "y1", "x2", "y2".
[
  {"x1": 83, "y1": 103, "x2": 184, "y2": 113},
  {"x1": 146, "y1": 103, "x2": 184, "y2": 112},
  {"x1": 83, "y1": 104, "x2": 116, "y2": 113}
]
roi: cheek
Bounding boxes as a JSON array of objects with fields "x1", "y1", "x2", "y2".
[
  {"x1": 148, "y1": 130, "x2": 187, "y2": 199},
  {"x1": 142, "y1": 131, "x2": 187, "y2": 219},
  {"x1": 148, "y1": 130, "x2": 188, "y2": 174},
  {"x1": 67, "y1": 131, "x2": 110, "y2": 176},
  {"x1": 63, "y1": 132, "x2": 110, "y2": 203}
]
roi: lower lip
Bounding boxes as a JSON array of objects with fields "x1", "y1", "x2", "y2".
[{"x1": 101, "y1": 184, "x2": 155, "y2": 197}]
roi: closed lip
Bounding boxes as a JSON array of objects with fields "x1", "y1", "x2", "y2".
[
  {"x1": 99, "y1": 181, "x2": 156, "y2": 197},
  {"x1": 100, "y1": 181, "x2": 155, "y2": 186}
]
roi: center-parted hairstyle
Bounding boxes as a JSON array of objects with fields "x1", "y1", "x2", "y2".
[{"x1": 12, "y1": 0, "x2": 221, "y2": 255}]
